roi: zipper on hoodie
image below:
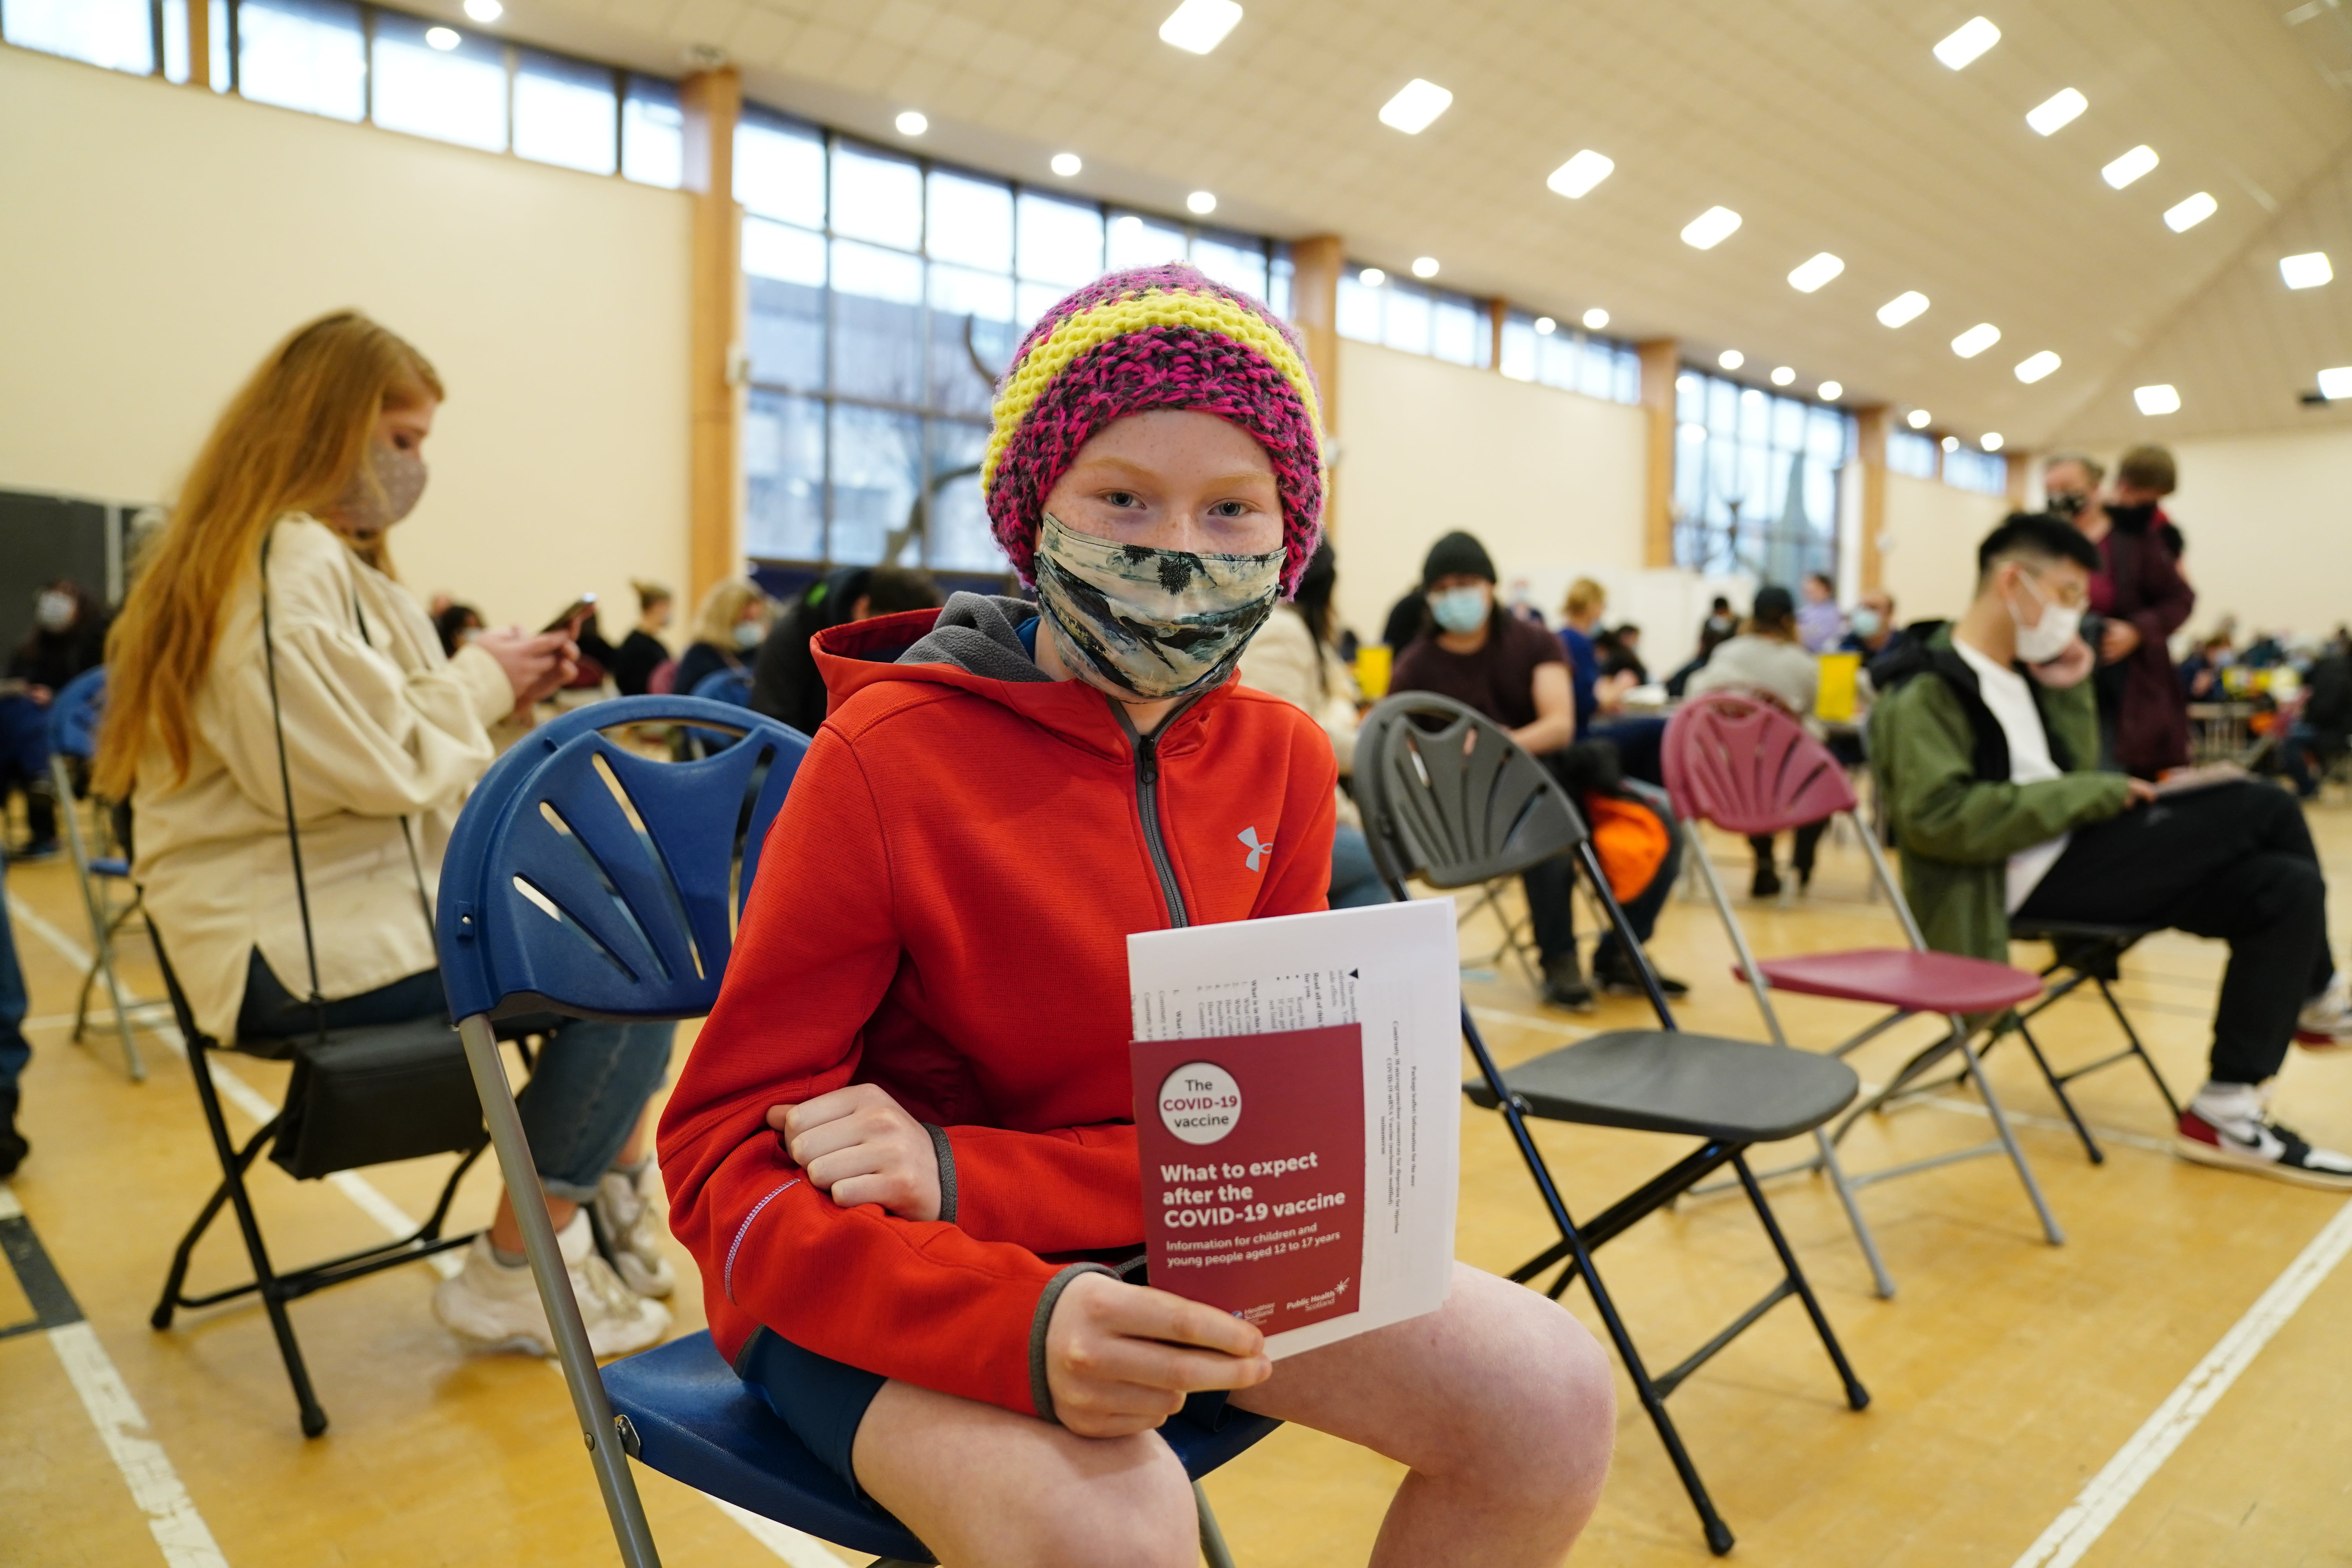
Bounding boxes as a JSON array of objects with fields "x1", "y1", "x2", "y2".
[{"x1": 1114, "y1": 697, "x2": 1198, "y2": 928}]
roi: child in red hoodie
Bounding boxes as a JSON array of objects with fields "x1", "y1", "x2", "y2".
[{"x1": 660, "y1": 265, "x2": 1613, "y2": 1567}]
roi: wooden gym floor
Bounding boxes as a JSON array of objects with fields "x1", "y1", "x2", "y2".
[{"x1": 4, "y1": 805, "x2": 2350, "y2": 1567}]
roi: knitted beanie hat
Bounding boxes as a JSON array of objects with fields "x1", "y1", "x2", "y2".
[
  {"x1": 1421, "y1": 530, "x2": 1498, "y2": 590},
  {"x1": 982, "y1": 263, "x2": 1325, "y2": 594}
]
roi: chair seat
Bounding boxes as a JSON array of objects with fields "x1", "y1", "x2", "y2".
[
  {"x1": 1463, "y1": 1029, "x2": 1858, "y2": 1143},
  {"x1": 603, "y1": 1330, "x2": 1283, "y2": 1564},
  {"x1": 88, "y1": 856, "x2": 130, "y2": 878},
  {"x1": 1751, "y1": 947, "x2": 2042, "y2": 1014}
]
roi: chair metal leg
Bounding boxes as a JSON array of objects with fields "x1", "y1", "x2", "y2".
[
  {"x1": 1951, "y1": 1022, "x2": 2065, "y2": 1246},
  {"x1": 1812, "y1": 1128, "x2": 1896, "y2": 1299},
  {"x1": 152, "y1": 1116, "x2": 279, "y2": 1327},
  {"x1": 52, "y1": 757, "x2": 143, "y2": 1082},
  {"x1": 2097, "y1": 975, "x2": 2182, "y2": 1119},
  {"x1": 1196, "y1": 1482, "x2": 1238, "y2": 1568},
  {"x1": 168, "y1": 1034, "x2": 329, "y2": 1436},
  {"x1": 459, "y1": 1014, "x2": 662, "y2": 1568},
  {"x1": 2010, "y1": 1014, "x2": 2104, "y2": 1163},
  {"x1": 1730, "y1": 1155, "x2": 1869, "y2": 1411}
]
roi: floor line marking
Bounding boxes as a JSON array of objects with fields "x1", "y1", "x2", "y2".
[
  {"x1": 2010, "y1": 1196, "x2": 2352, "y2": 1568},
  {"x1": 12, "y1": 897, "x2": 842, "y2": 1564}
]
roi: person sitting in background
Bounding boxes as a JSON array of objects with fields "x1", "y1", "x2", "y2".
[
  {"x1": 606, "y1": 580, "x2": 674, "y2": 697},
  {"x1": 0, "y1": 854, "x2": 29, "y2": 1176},
  {"x1": 1595, "y1": 622, "x2": 1646, "y2": 683},
  {"x1": 1392, "y1": 534, "x2": 1684, "y2": 1007},
  {"x1": 2179, "y1": 632, "x2": 2235, "y2": 700},
  {"x1": 432, "y1": 601, "x2": 483, "y2": 658},
  {"x1": 673, "y1": 577, "x2": 772, "y2": 699},
  {"x1": 99, "y1": 310, "x2": 678, "y2": 1354},
  {"x1": 659, "y1": 267, "x2": 1613, "y2": 1563},
  {"x1": 1559, "y1": 578, "x2": 1667, "y2": 786},
  {"x1": 1237, "y1": 540, "x2": 1386, "y2": 909},
  {"x1": 1689, "y1": 585, "x2": 1828, "y2": 897},
  {"x1": 1379, "y1": 581, "x2": 1431, "y2": 653},
  {"x1": 1504, "y1": 575, "x2": 1549, "y2": 628},
  {"x1": 1841, "y1": 589, "x2": 1898, "y2": 660},
  {"x1": 1664, "y1": 595, "x2": 1740, "y2": 696},
  {"x1": 1797, "y1": 571, "x2": 1844, "y2": 652},
  {"x1": 1, "y1": 580, "x2": 109, "y2": 860},
  {"x1": 2285, "y1": 641, "x2": 2352, "y2": 798},
  {"x1": 749, "y1": 565, "x2": 941, "y2": 737},
  {"x1": 1871, "y1": 513, "x2": 2352, "y2": 1190},
  {"x1": 2044, "y1": 452, "x2": 2194, "y2": 777}
]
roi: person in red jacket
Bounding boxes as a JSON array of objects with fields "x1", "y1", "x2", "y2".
[{"x1": 660, "y1": 265, "x2": 1613, "y2": 1567}]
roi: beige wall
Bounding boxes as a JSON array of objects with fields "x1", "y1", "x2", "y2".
[
  {"x1": 0, "y1": 45, "x2": 693, "y2": 637},
  {"x1": 2128, "y1": 428, "x2": 2352, "y2": 644},
  {"x1": 1877, "y1": 471, "x2": 2011, "y2": 626}
]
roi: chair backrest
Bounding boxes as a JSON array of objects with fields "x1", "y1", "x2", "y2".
[
  {"x1": 436, "y1": 696, "x2": 809, "y2": 1025},
  {"x1": 46, "y1": 666, "x2": 107, "y2": 762},
  {"x1": 690, "y1": 668, "x2": 753, "y2": 708},
  {"x1": 1663, "y1": 690, "x2": 1857, "y2": 836},
  {"x1": 1355, "y1": 691, "x2": 1586, "y2": 894}
]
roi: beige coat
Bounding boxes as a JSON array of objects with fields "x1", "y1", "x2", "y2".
[
  {"x1": 133, "y1": 515, "x2": 514, "y2": 1042},
  {"x1": 1237, "y1": 605, "x2": 1361, "y2": 828}
]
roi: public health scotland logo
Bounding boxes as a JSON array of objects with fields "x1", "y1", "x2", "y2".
[{"x1": 1238, "y1": 826, "x2": 1273, "y2": 871}]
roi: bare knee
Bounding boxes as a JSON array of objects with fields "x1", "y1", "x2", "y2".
[
  {"x1": 982, "y1": 1430, "x2": 1199, "y2": 1568},
  {"x1": 1410, "y1": 1278, "x2": 1615, "y2": 1518}
]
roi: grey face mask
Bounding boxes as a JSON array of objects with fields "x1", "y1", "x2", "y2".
[
  {"x1": 1033, "y1": 511, "x2": 1283, "y2": 702},
  {"x1": 335, "y1": 440, "x2": 428, "y2": 538}
]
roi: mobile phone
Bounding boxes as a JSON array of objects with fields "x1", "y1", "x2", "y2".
[{"x1": 542, "y1": 593, "x2": 597, "y2": 635}]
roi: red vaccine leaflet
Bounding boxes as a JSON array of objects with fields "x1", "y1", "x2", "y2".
[
  {"x1": 1129, "y1": 899, "x2": 1460, "y2": 1359},
  {"x1": 1134, "y1": 1024, "x2": 1366, "y2": 1337}
]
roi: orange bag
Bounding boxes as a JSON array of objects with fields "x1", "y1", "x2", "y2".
[{"x1": 1582, "y1": 793, "x2": 1671, "y2": 905}]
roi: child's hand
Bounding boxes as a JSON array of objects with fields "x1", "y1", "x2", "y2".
[
  {"x1": 767, "y1": 1084, "x2": 942, "y2": 1221},
  {"x1": 1045, "y1": 1271, "x2": 1270, "y2": 1438}
]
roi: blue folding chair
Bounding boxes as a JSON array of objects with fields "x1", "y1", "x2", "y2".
[
  {"x1": 682, "y1": 668, "x2": 753, "y2": 758},
  {"x1": 46, "y1": 667, "x2": 147, "y2": 1081},
  {"x1": 436, "y1": 695, "x2": 1274, "y2": 1567}
]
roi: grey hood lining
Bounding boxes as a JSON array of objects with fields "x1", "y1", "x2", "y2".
[{"x1": 894, "y1": 591, "x2": 1052, "y2": 684}]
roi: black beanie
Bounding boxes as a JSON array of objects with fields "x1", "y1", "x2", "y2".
[
  {"x1": 1751, "y1": 584, "x2": 1796, "y2": 624},
  {"x1": 1421, "y1": 531, "x2": 1497, "y2": 590}
]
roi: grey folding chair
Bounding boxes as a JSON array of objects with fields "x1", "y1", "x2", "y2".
[
  {"x1": 45, "y1": 666, "x2": 147, "y2": 1080},
  {"x1": 1356, "y1": 691, "x2": 1869, "y2": 1557}
]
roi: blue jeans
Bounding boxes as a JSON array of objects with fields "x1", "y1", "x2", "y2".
[
  {"x1": 236, "y1": 951, "x2": 671, "y2": 1202},
  {"x1": 0, "y1": 695, "x2": 54, "y2": 847},
  {"x1": 1328, "y1": 823, "x2": 1390, "y2": 908},
  {"x1": 0, "y1": 856, "x2": 29, "y2": 1097}
]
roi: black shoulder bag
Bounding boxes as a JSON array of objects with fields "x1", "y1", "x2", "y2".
[{"x1": 258, "y1": 534, "x2": 488, "y2": 1180}]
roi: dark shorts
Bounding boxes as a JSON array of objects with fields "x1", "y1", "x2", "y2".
[{"x1": 735, "y1": 1327, "x2": 1236, "y2": 1504}]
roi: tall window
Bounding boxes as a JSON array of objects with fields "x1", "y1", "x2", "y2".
[
  {"x1": 736, "y1": 109, "x2": 1293, "y2": 574},
  {"x1": 6, "y1": 2, "x2": 684, "y2": 190},
  {"x1": 1497, "y1": 308, "x2": 1641, "y2": 405},
  {"x1": 1943, "y1": 445, "x2": 2007, "y2": 496},
  {"x1": 1672, "y1": 370, "x2": 1854, "y2": 583},
  {"x1": 1886, "y1": 429, "x2": 1938, "y2": 480}
]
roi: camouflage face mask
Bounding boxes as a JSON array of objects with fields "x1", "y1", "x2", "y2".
[{"x1": 1033, "y1": 511, "x2": 1283, "y2": 702}]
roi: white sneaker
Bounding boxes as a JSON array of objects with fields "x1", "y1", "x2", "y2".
[
  {"x1": 2296, "y1": 973, "x2": 2352, "y2": 1049},
  {"x1": 432, "y1": 1210, "x2": 671, "y2": 1357},
  {"x1": 592, "y1": 1165, "x2": 677, "y2": 1299},
  {"x1": 2177, "y1": 1083, "x2": 2352, "y2": 1191}
]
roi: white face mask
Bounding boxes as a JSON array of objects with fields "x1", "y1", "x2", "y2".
[
  {"x1": 34, "y1": 590, "x2": 74, "y2": 632},
  {"x1": 2009, "y1": 570, "x2": 2082, "y2": 664}
]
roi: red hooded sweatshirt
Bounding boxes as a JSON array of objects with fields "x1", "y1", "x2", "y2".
[{"x1": 659, "y1": 595, "x2": 1338, "y2": 1418}]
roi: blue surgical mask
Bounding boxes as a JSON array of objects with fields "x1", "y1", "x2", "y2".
[
  {"x1": 1849, "y1": 608, "x2": 1883, "y2": 639},
  {"x1": 1428, "y1": 585, "x2": 1489, "y2": 635}
]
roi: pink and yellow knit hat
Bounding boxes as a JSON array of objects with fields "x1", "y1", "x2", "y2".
[{"x1": 982, "y1": 263, "x2": 1326, "y2": 594}]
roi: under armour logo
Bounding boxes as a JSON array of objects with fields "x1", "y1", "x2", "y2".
[{"x1": 1238, "y1": 826, "x2": 1273, "y2": 872}]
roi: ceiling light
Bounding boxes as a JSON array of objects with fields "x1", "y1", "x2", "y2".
[
  {"x1": 1788, "y1": 252, "x2": 1845, "y2": 293},
  {"x1": 1941, "y1": 435, "x2": 1959, "y2": 452},
  {"x1": 1050, "y1": 152, "x2": 1082, "y2": 177},
  {"x1": 2103, "y1": 145, "x2": 2159, "y2": 189},
  {"x1": 1719, "y1": 349, "x2": 1744, "y2": 370},
  {"x1": 1411, "y1": 256, "x2": 1439, "y2": 278},
  {"x1": 1186, "y1": 190, "x2": 1217, "y2": 214},
  {"x1": 1983, "y1": 432, "x2": 2005, "y2": 451},
  {"x1": 2318, "y1": 366, "x2": 2352, "y2": 399},
  {"x1": 425, "y1": 25, "x2": 461, "y2": 49},
  {"x1": 1358, "y1": 267, "x2": 1385, "y2": 287},
  {"x1": 2026, "y1": 87, "x2": 2086, "y2": 135},
  {"x1": 1681, "y1": 206, "x2": 1742, "y2": 249},
  {"x1": 2134, "y1": 383, "x2": 2181, "y2": 415},
  {"x1": 463, "y1": 0, "x2": 502, "y2": 20},
  {"x1": 1951, "y1": 322, "x2": 2002, "y2": 358},
  {"x1": 1877, "y1": 290, "x2": 1929, "y2": 327},
  {"x1": 2164, "y1": 192, "x2": 2218, "y2": 232},
  {"x1": 1159, "y1": 0, "x2": 1242, "y2": 54},
  {"x1": 1546, "y1": 150, "x2": 1614, "y2": 199},
  {"x1": 2015, "y1": 350, "x2": 2062, "y2": 383},
  {"x1": 1534, "y1": 316, "x2": 1557, "y2": 334},
  {"x1": 1907, "y1": 409, "x2": 1932, "y2": 430},
  {"x1": 2282, "y1": 252, "x2": 2333, "y2": 289},
  {"x1": 1582, "y1": 307, "x2": 1609, "y2": 330},
  {"x1": 1770, "y1": 365, "x2": 1796, "y2": 386},
  {"x1": 1933, "y1": 16, "x2": 2000, "y2": 69},
  {"x1": 895, "y1": 110, "x2": 928, "y2": 136},
  {"x1": 1378, "y1": 78, "x2": 1453, "y2": 134},
  {"x1": 1818, "y1": 380, "x2": 1843, "y2": 401}
]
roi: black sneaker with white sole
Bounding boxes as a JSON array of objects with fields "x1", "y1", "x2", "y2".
[
  {"x1": 2176, "y1": 1110, "x2": 2352, "y2": 1190},
  {"x1": 1592, "y1": 952, "x2": 1691, "y2": 1000}
]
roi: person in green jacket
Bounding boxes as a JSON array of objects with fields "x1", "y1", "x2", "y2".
[{"x1": 1870, "y1": 514, "x2": 2352, "y2": 1191}]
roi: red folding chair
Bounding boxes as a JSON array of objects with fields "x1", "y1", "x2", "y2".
[{"x1": 1662, "y1": 690, "x2": 2063, "y2": 1298}]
